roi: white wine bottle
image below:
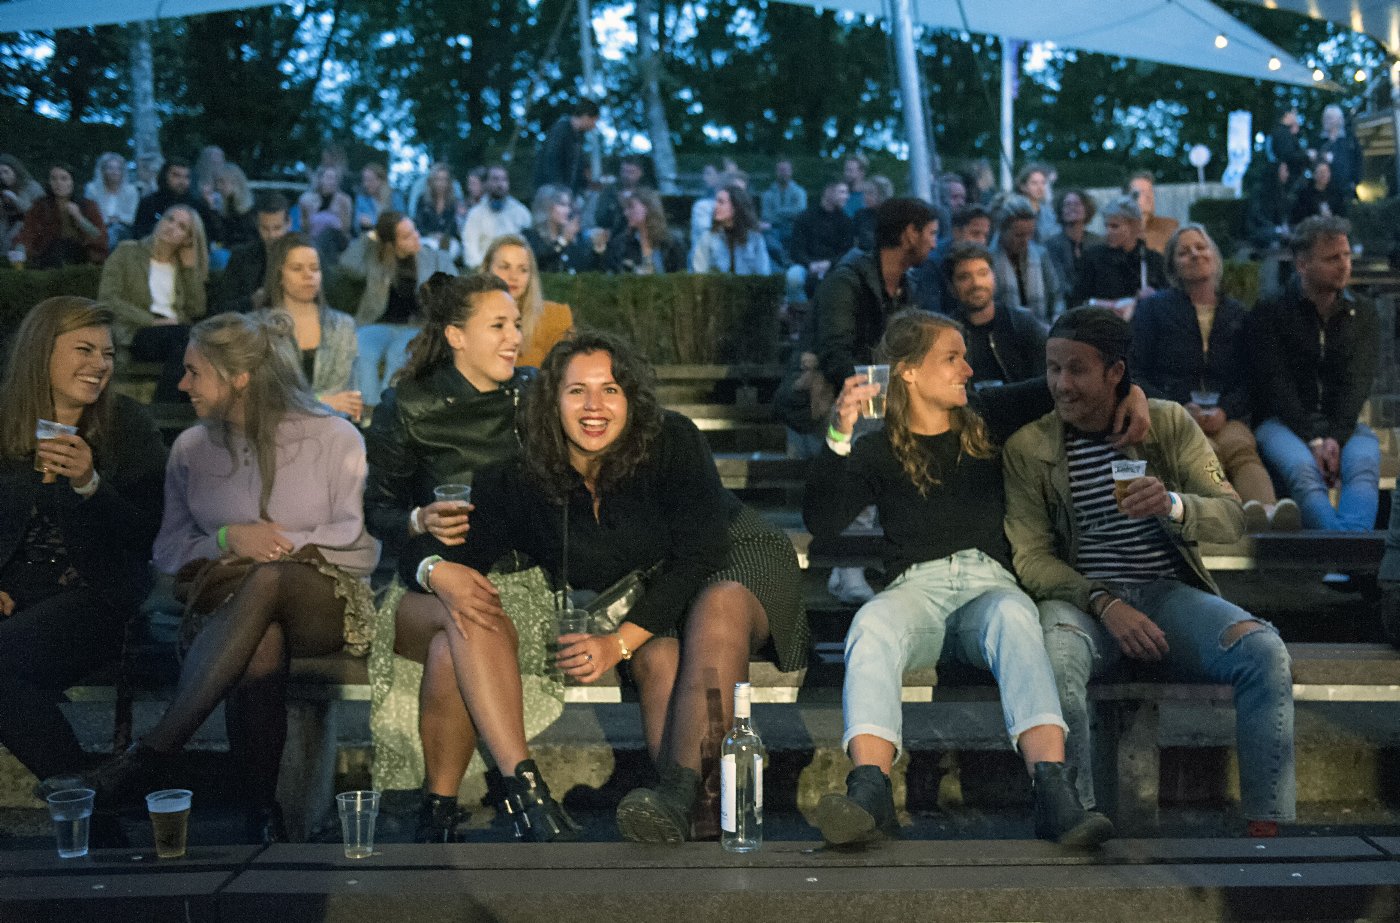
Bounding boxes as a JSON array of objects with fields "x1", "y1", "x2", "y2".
[{"x1": 720, "y1": 681, "x2": 764, "y2": 853}]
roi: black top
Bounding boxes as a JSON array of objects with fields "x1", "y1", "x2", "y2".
[
  {"x1": 366, "y1": 363, "x2": 534, "y2": 560},
  {"x1": 603, "y1": 229, "x2": 686, "y2": 275},
  {"x1": 1072, "y1": 241, "x2": 1167, "y2": 306},
  {"x1": 1289, "y1": 182, "x2": 1349, "y2": 223},
  {"x1": 522, "y1": 227, "x2": 597, "y2": 274},
  {"x1": 401, "y1": 411, "x2": 741, "y2": 637},
  {"x1": 789, "y1": 205, "x2": 856, "y2": 268},
  {"x1": 301, "y1": 348, "x2": 317, "y2": 382},
  {"x1": 1249, "y1": 278, "x2": 1379, "y2": 445},
  {"x1": 382, "y1": 258, "x2": 418, "y2": 324},
  {"x1": 215, "y1": 240, "x2": 268, "y2": 315},
  {"x1": 0, "y1": 396, "x2": 167, "y2": 612},
  {"x1": 132, "y1": 188, "x2": 213, "y2": 241},
  {"x1": 533, "y1": 116, "x2": 588, "y2": 194},
  {"x1": 803, "y1": 380, "x2": 1053, "y2": 579},
  {"x1": 1130, "y1": 288, "x2": 1251, "y2": 421},
  {"x1": 948, "y1": 301, "x2": 1047, "y2": 386}
]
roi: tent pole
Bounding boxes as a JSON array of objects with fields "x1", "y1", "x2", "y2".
[
  {"x1": 577, "y1": 0, "x2": 603, "y2": 181},
  {"x1": 1000, "y1": 36, "x2": 1016, "y2": 191},
  {"x1": 1390, "y1": 63, "x2": 1400, "y2": 199},
  {"x1": 889, "y1": 0, "x2": 932, "y2": 202}
]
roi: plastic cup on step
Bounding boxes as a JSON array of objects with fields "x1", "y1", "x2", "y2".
[
  {"x1": 46, "y1": 788, "x2": 94, "y2": 858},
  {"x1": 337, "y1": 790, "x2": 380, "y2": 859},
  {"x1": 146, "y1": 789, "x2": 192, "y2": 859}
]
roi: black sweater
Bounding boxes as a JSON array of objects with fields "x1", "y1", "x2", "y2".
[
  {"x1": 803, "y1": 381, "x2": 1052, "y2": 579},
  {"x1": 401, "y1": 411, "x2": 740, "y2": 637}
]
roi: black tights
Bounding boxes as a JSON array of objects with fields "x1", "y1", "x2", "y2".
[{"x1": 142, "y1": 562, "x2": 346, "y2": 806}]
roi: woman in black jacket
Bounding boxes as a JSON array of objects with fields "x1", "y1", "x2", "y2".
[
  {"x1": 399, "y1": 328, "x2": 808, "y2": 844},
  {"x1": 0, "y1": 296, "x2": 165, "y2": 785}
]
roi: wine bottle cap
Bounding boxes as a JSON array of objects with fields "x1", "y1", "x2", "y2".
[{"x1": 733, "y1": 681, "x2": 752, "y2": 718}]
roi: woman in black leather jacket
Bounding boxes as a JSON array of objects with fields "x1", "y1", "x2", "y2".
[
  {"x1": 0, "y1": 296, "x2": 165, "y2": 786},
  {"x1": 364, "y1": 272, "x2": 571, "y2": 843}
]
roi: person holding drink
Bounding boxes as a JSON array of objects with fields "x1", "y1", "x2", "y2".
[
  {"x1": 0, "y1": 297, "x2": 165, "y2": 797},
  {"x1": 806, "y1": 310, "x2": 1146, "y2": 847},
  {"x1": 1130, "y1": 225, "x2": 1297, "y2": 531},
  {"x1": 78, "y1": 311, "x2": 380, "y2": 845},
  {"x1": 365, "y1": 272, "x2": 570, "y2": 843},
  {"x1": 1002, "y1": 307, "x2": 1296, "y2": 837},
  {"x1": 401, "y1": 328, "x2": 809, "y2": 844}
]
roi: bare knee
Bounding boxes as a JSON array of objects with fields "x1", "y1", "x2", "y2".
[{"x1": 1221, "y1": 619, "x2": 1267, "y2": 649}]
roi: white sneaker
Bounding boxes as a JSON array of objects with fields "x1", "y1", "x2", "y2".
[
  {"x1": 1269, "y1": 498, "x2": 1302, "y2": 532},
  {"x1": 1242, "y1": 500, "x2": 1269, "y2": 534},
  {"x1": 828, "y1": 567, "x2": 875, "y2": 604}
]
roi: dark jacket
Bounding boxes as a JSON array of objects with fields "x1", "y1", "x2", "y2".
[
  {"x1": 1289, "y1": 182, "x2": 1349, "y2": 223},
  {"x1": 603, "y1": 229, "x2": 685, "y2": 275},
  {"x1": 949, "y1": 300, "x2": 1047, "y2": 385},
  {"x1": 1044, "y1": 230, "x2": 1101, "y2": 300},
  {"x1": 533, "y1": 116, "x2": 587, "y2": 194},
  {"x1": 789, "y1": 205, "x2": 855, "y2": 268},
  {"x1": 1130, "y1": 288, "x2": 1251, "y2": 422},
  {"x1": 1072, "y1": 241, "x2": 1167, "y2": 306},
  {"x1": 522, "y1": 227, "x2": 597, "y2": 274},
  {"x1": 1249, "y1": 279, "x2": 1378, "y2": 446},
  {"x1": 132, "y1": 188, "x2": 212, "y2": 241},
  {"x1": 215, "y1": 240, "x2": 268, "y2": 314},
  {"x1": 1318, "y1": 132, "x2": 1363, "y2": 196},
  {"x1": 0, "y1": 396, "x2": 166, "y2": 612},
  {"x1": 364, "y1": 363, "x2": 535, "y2": 560},
  {"x1": 809, "y1": 251, "x2": 918, "y2": 388}
]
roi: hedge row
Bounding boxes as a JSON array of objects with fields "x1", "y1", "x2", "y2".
[{"x1": 0, "y1": 267, "x2": 785, "y2": 366}]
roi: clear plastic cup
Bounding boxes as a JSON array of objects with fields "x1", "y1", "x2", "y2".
[
  {"x1": 1111, "y1": 458, "x2": 1148, "y2": 507},
  {"x1": 46, "y1": 788, "x2": 94, "y2": 859},
  {"x1": 34, "y1": 418, "x2": 79, "y2": 479},
  {"x1": 337, "y1": 790, "x2": 380, "y2": 859},
  {"x1": 855, "y1": 365, "x2": 890, "y2": 419},
  {"x1": 146, "y1": 789, "x2": 192, "y2": 859}
]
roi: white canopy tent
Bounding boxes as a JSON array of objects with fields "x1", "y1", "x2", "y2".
[
  {"x1": 1236, "y1": 0, "x2": 1399, "y2": 54},
  {"x1": 0, "y1": 0, "x2": 287, "y2": 33}
]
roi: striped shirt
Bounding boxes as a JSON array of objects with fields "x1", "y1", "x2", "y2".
[{"x1": 1065, "y1": 434, "x2": 1183, "y2": 584}]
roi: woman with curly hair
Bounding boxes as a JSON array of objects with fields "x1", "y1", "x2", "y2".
[
  {"x1": 398, "y1": 328, "x2": 808, "y2": 843},
  {"x1": 804, "y1": 310, "x2": 1146, "y2": 849},
  {"x1": 689, "y1": 183, "x2": 771, "y2": 275}
]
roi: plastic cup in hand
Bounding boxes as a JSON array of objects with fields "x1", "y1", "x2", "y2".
[
  {"x1": 552, "y1": 608, "x2": 591, "y2": 682},
  {"x1": 433, "y1": 483, "x2": 471, "y2": 509},
  {"x1": 46, "y1": 788, "x2": 94, "y2": 858},
  {"x1": 337, "y1": 790, "x2": 380, "y2": 859},
  {"x1": 146, "y1": 789, "x2": 192, "y2": 859},
  {"x1": 1111, "y1": 459, "x2": 1148, "y2": 508},
  {"x1": 1189, "y1": 390, "x2": 1220, "y2": 411},
  {"x1": 34, "y1": 418, "x2": 79, "y2": 479},
  {"x1": 856, "y1": 364, "x2": 890, "y2": 419}
]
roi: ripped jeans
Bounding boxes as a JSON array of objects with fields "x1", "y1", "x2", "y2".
[{"x1": 1040, "y1": 579, "x2": 1295, "y2": 822}]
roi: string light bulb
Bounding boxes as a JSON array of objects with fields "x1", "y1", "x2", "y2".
[
  {"x1": 1214, "y1": 33, "x2": 1229, "y2": 49},
  {"x1": 1355, "y1": 68, "x2": 1367, "y2": 82},
  {"x1": 1268, "y1": 56, "x2": 1282, "y2": 71},
  {"x1": 1313, "y1": 68, "x2": 1325, "y2": 81}
]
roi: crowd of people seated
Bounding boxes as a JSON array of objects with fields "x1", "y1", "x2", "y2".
[{"x1": 0, "y1": 97, "x2": 1395, "y2": 857}]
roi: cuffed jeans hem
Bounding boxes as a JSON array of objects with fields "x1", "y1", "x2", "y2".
[
  {"x1": 842, "y1": 723, "x2": 902, "y2": 762},
  {"x1": 1008, "y1": 713, "x2": 1070, "y2": 749}
]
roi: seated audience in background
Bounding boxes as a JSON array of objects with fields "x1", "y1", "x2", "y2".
[
  {"x1": 192, "y1": 146, "x2": 227, "y2": 210},
  {"x1": 688, "y1": 163, "x2": 724, "y2": 245},
  {"x1": 1289, "y1": 162, "x2": 1348, "y2": 223},
  {"x1": 952, "y1": 204, "x2": 992, "y2": 246},
  {"x1": 98, "y1": 204, "x2": 209, "y2": 401},
  {"x1": 1250, "y1": 215, "x2": 1379, "y2": 531},
  {"x1": 604, "y1": 188, "x2": 685, "y2": 275},
  {"x1": 807, "y1": 311, "x2": 1114, "y2": 847},
  {"x1": 1015, "y1": 162, "x2": 1059, "y2": 242},
  {"x1": 786, "y1": 179, "x2": 854, "y2": 303},
  {"x1": 462, "y1": 164, "x2": 531, "y2": 270},
  {"x1": 17, "y1": 163, "x2": 108, "y2": 269},
  {"x1": 591, "y1": 155, "x2": 648, "y2": 237},
  {"x1": 0, "y1": 297, "x2": 164, "y2": 799},
  {"x1": 761, "y1": 158, "x2": 808, "y2": 255},
  {"x1": 482, "y1": 233, "x2": 574, "y2": 368},
  {"x1": 690, "y1": 184, "x2": 772, "y2": 275},
  {"x1": 208, "y1": 165, "x2": 257, "y2": 252},
  {"x1": 413, "y1": 163, "x2": 464, "y2": 260},
  {"x1": 914, "y1": 204, "x2": 992, "y2": 315},
  {"x1": 1071, "y1": 197, "x2": 1166, "y2": 318},
  {"x1": 532, "y1": 98, "x2": 599, "y2": 196},
  {"x1": 940, "y1": 173, "x2": 969, "y2": 212},
  {"x1": 132, "y1": 158, "x2": 212, "y2": 241},
  {"x1": 400, "y1": 329, "x2": 808, "y2": 843},
  {"x1": 1246, "y1": 162, "x2": 1292, "y2": 253},
  {"x1": 943, "y1": 241, "x2": 1046, "y2": 386},
  {"x1": 1317, "y1": 104, "x2": 1362, "y2": 204},
  {"x1": 340, "y1": 211, "x2": 456, "y2": 412},
  {"x1": 842, "y1": 154, "x2": 869, "y2": 216},
  {"x1": 1268, "y1": 108, "x2": 1311, "y2": 185},
  {"x1": 1004, "y1": 306, "x2": 1296, "y2": 839},
  {"x1": 1125, "y1": 172, "x2": 1178, "y2": 254},
  {"x1": 850, "y1": 175, "x2": 894, "y2": 253},
  {"x1": 1044, "y1": 189, "x2": 1100, "y2": 299},
  {"x1": 256, "y1": 233, "x2": 362, "y2": 421},
  {"x1": 78, "y1": 311, "x2": 379, "y2": 845},
  {"x1": 1, "y1": 154, "x2": 45, "y2": 253},
  {"x1": 298, "y1": 165, "x2": 353, "y2": 264},
  {"x1": 353, "y1": 163, "x2": 403, "y2": 236},
  {"x1": 991, "y1": 195, "x2": 1063, "y2": 323},
  {"x1": 522, "y1": 185, "x2": 596, "y2": 274},
  {"x1": 86, "y1": 153, "x2": 139, "y2": 251},
  {"x1": 968, "y1": 159, "x2": 997, "y2": 206},
  {"x1": 216, "y1": 194, "x2": 291, "y2": 315},
  {"x1": 1131, "y1": 225, "x2": 1298, "y2": 531}
]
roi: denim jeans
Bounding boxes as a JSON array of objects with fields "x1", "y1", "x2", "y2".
[
  {"x1": 843, "y1": 549, "x2": 1067, "y2": 758},
  {"x1": 1254, "y1": 418, "x2": 1379, "y2": 530},
  {"x1": 1040, "y1": 579, "x2": 1296, "y2": 821},
  {"x1": 354, "y1": 323, "x2": 420, "y2": 407}
]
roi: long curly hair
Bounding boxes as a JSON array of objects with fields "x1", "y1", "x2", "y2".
[
  {"x1": 0, "y1": 297, "x2": 116, "y2": 461},
  {"x1": 878, "y1": 310, "x2": 995, "y2": 497},
  {"x1": 522, "y1": 328, "x2": 663, "y2": 502}
]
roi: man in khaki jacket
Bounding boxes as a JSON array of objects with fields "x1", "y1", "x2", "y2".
[{"x1": 1002, "y1": 306, "x2": 1295, "y2": 836}]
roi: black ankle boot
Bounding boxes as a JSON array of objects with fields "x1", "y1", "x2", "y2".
[
  {"x1": 82, "y1": 743, "x2": 166, "y2": 807},
  {"x1": 502, "y1": 760, "x2": 580, "y2": 843},
  {"x1": 615, "y1": 764, "x2": 700, "y2": 844},
  {"x1": 815, "y1": 765, "x2": 898, "y2": 847},
  {"x1": 414, "y1": 792, "x2": 460, "y2": 844},
  {"x1": 246, "y1": 802, "x2": 288, "y2": 845},
  {"x1": 1032, "y1": 761, "x2": 1114, "y2": 846}
]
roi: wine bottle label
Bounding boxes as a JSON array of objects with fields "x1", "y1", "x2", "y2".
[
  {"x1": 720, "y1": 753, "x2": 736, "y2": 832},
  {"x1": 754, "y1": 753, "x2": 763, "y2": 814}
]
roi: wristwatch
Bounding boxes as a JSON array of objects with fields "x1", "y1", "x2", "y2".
[{"x1": 615, "y1": 633, "x2": 634, "y2": 661}]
